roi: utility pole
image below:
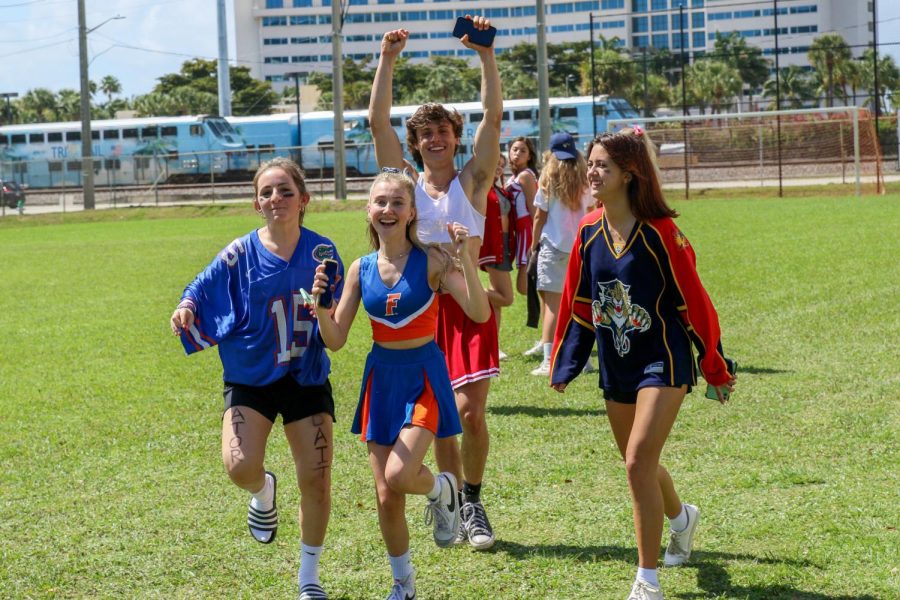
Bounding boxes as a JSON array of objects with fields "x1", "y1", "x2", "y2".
[
  {"x1": 77, "y1": 0, "x2": 96, "y2": 210},
  {"x1": 774, "y1": 0, "x2": 784, "y2": 198},
  {"x1": 679, "y1": 5, "x2": 689, "y2": 199},
  {"x1": 589, "y1": 13, "x2": 597, "y2": 138},
  {"x1": 216, "y1": 0, "x2": 232, "y2": 116},
  {"x1": 536, "y1": 0, "x2": 551, "y2": 151},
  {"x1": 0, "y1": 92, "x2": 17, "y2": 124},
  {"x1": 331, "y1": 0, "x2": 346, "y2": 200}
]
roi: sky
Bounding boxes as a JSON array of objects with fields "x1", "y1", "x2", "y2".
[{"x1": 1, "y1": 0, "x2": 899, "y2": 101}]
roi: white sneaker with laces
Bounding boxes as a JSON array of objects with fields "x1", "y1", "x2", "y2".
[
  {"x1": 530, "y1": 359, "x2": 551, "y2": 376},
  {"x1": 498, "y1": 349, "x2": 509, "y2": 361},
  {"x1": 523, "y1": 340, "x2": 543, "y2": 357},
  {"x1": 423, "y1": 473, "x2": 460, "y2": 548},
  {"x1": 385, "y1": 572, "x2": 416, "y2": 600},
  {"x1": 626, "y1": 578, "x2": 663, "y2": 600},
  {"x1": 664, "y1": 503, "x2": 700, "y2": 567}
]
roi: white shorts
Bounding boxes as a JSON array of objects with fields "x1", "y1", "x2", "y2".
[{"x1": 536, "y1": 241, "x2": 569, "y2": 293}]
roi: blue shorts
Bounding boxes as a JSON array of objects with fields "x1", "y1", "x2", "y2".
[{"x1": 352, "y1": 341, "x2": 462, "y2": 446}]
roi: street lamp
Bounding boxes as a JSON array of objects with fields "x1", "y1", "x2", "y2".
[
  {"x1": 0, "y1": 92, "x2": 17, "y2": 124},
  {"x1": 284, "y1": 72, "x2": 305, "y2": 168},
  {"x1": 77, "y1": 2, "x2": 125, "y2": 210},
  {"x1": 566, "y1": 74, "x2": 575, "y2": 97}
]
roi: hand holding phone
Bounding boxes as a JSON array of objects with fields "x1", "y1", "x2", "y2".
[
  {"x1": 318, "y1": 259, "x2": 339, "y2": 308},
  {"x1": 452, "y1": 16, "x2": 497, "y2": 48},
  {"x1": 705, "y1": 358, "x2": 737, "y2": 403}
]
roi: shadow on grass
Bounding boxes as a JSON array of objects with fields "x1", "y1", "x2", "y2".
[
  {"x1": 488, "y1": 405, "x2": 605, "y2": 418},
  {"x1": 737, "y1": 364, "x2": 791, "y2": 375},
  {"x1": 496, "y1": 542, "x2": 873, "y2": 600}
]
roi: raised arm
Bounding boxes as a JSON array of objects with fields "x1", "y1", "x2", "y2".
[
  {"x1": 369, "y1": 29, "x2": 408, "y2": 170},
  {"x1": 431, "y1": 223, "x2": 490, "y2": 323},
  {"x1": 459, "y1": 16, "x2": 502, "y2": 214},
  {"x1": 313, "y1": 259, "x2": 362, "y2": 351}
]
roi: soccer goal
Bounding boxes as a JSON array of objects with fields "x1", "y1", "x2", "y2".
[{"x1": 608, "y1": 106, "x2": 885, "y2": 197}]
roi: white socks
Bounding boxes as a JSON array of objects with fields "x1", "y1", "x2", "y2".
[
  {"x1": 636, "y1": 567, "x2": 659, "y2": 588},
  {"x1": 542, "y1": 342, "x2": 552, "y2": 361},
  {"x1": 251, "y1": 473, "x2": 274, "y2": 508},
  {"x1": 426, "y1": 474, "x2": 441, "y2": 501},
  {"x1": 299, "y1": 543, "x2": 323, "y2": 587},
  {"x1": 388, "y1": 551, "x2": 414, "y2": 582},
  {"x1": 669, "y1": 503, "x2": 689, "y2": 532}
]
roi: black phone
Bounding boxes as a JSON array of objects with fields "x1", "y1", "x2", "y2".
[
  {"x1": 452, "y1": 16, "x2": 497, "y2": 48},
  {"x1": 318, "y1": 259, "x2": 339, "y2": 308}
]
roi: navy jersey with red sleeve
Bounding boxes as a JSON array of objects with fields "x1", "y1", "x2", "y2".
[{"x1": 551, "y1": 208, "x2": 731, "y2": 393}]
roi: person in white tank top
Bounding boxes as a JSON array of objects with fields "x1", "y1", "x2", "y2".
[{"x1": 370, "y1": 16, "x2": 503, "y2": 561}]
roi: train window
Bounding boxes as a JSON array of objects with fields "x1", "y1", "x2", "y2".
[
  {"x1": 49, "y1": 161, "x2": 63, "y2": 172},
  {"x1": 48, "y1": 132, "x2": 63, "y2": 142},
  {"x1": 513, "y1": 110, "x2": 532, "y2": 121},
  {"x1": 190, "y1": 125, "x2": 203, "y2": 136},
  {"x1": 135, "y1": 157, "x2": 150, "y2": 169},
  {"x1": 558, "y1": 107, "x2": 578, "y2": 119},
  {"x1": 0, "y1": 134, "x2": 7, "y2": 145},
  {"x1": 104, "y1": 159, "x2": 121, "y2": 170},
  {"x1": 67, "y1": 160, "x2": 81, "y2": 171},
  {"x1": 593, "y1": 105, "x2": 607, "y2": 117},
  {"x1": 103, "y1": 130, "x2": 119, "y2": 140},
  {"x1": 66, "y1": 131, "x2": 81, "y2": 142},
  {"x1": 141, "y1": 127, "x2": 158, "y2": 139},
  {"x1": 123, "y1": 128, "x2": 138, "y2": 139},
  {"x1": 161, "y1": 126, "x2": 177, "y2": 137},
  {"x1": 92, "y1": 130, "x2": 100, "y2": 140},
  {"x1": 502, "y1": 111, "x2": 510, "y2": 121},
  {"x1": 458, "y1": 144, "x2": 469, "y2": 155},
  {"x1": 390, "y1": 117, "x2": 402, "y2": 127},
  {"x1": 29, "y1": 133, "x2": 45, "y2": 143},
  {"x1": 11, "y1": 134, "x2": 26, "y2": 144}
]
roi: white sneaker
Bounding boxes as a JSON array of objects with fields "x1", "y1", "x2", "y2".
[
  {"x1": 627, "y1": 579, "x2": 663, "y2": 600},
  {"x1": 530, "y1": 359, "x2": 550, "y2": 376},
  {"x1": 523, "y1": 340, "x2": 543, "y2": 357},
  {"x1": 664, "y1": 503, "x2": 700, "y2": 567},
  {"x1": 423, "y1": 473, "x2": 460, "y2": 548},
  {"x1": 582, "y1": 358, "x2": 597, "y2": 373},
  {"x1": 385, "y1": 572, "x2": 416, "y2": 600},
  {"x1": 498, "y1": 349, "x2": 509, "y2": 361}
]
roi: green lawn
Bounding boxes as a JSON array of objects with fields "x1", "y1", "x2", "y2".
[{"x1": 0, "y1": 194, "x2": 897, "y2": 599}]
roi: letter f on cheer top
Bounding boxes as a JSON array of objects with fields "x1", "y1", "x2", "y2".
[{"x1": 385, "y1": 293, "x2": 402, "y2": 316}]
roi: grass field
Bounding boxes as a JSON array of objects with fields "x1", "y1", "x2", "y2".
[{"x1": 0, "y1": 193, "x2": 897, "y2": 599}]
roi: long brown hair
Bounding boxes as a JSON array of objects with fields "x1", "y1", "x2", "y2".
[
  {"x1": 508, "y1": 136, "x2": 540, "y2": 178},
  {"x1": 538, "y1": 151, "x2": 588, "y2": 211},
  {"x1": 586, "y1": 127, "x2": 677, "y2": 221}
]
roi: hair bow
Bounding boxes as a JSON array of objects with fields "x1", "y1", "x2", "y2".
[{"x1": 633, "y1": 125, "x2": 644, "y2": 137}]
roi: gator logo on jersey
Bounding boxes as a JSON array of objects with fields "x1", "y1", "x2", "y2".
[
  {"x1": 312, "y1": 243, "x2": 335, "y2": 262},
  {"x1": 673, "y1": 228, "x2": 690, "y2": 250},
  {"x1": 592, "y1": 279, "x2": 651, "y2": 357}
]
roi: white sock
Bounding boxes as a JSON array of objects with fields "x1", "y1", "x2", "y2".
[
  {"x1": 636, "y1": 567, "x2": 659, "y2": 587},
  {"x1": 250, "y1": 473, "x2": 274, "y2": 508},
  {"x1": 669, "y1": 504, "x2": 689, "y2": 532},
  {"x1": 388, "y1": 551, "x2": 413, "y2": 582},
  {"x1": 542, "y1": 342, "x2": 552, "y2": 361},
  {"x1": 426, "y1": 474, "x2": 441, "y2": 501},
  {"x1": 298, "y1": 543, "x2": 322, "y2": 586}
]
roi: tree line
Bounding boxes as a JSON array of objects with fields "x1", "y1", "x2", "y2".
[{"x1": 2, "y1": 33, "x2": 897, "y2": 127}]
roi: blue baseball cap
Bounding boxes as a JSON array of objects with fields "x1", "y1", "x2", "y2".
[{"x1": 549, "y1": 132, "x2": 578, "y2": 160}]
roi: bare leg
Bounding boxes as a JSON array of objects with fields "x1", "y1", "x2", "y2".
[
  {"x1": 285, "y1": 412, "x2": 333, "y2": 546},
  {"x1": 221, "y1": 406, "x2": 273, "y2": 494},
  {"x1": 539, "y1": 290, "x2": 562, "y2": 345}
]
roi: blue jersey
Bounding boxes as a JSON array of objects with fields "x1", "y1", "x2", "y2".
[{"x1": 179, "y1": 227, "x2": 344, "y2": 387}]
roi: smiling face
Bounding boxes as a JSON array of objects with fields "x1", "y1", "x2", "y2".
[
  {"x1": 368, "y1": 180, "x2": 416, "y2": 242},
  {"x1": 586, "y1": 144, "x2": 630, "y2": 204},
  {"x1": 413, "y1": 119, "x2": 459, "y2": 165},
  {"x1": 254, "y1": 167, "x2": 309, "y2": 224}
]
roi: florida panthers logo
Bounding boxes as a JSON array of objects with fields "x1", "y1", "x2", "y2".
[{"x1": 592, "y1": 279, "x2": 651, "y2": 356}]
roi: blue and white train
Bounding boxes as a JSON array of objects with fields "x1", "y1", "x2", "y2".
[
  {"x1": 0, "y1": 115, "x2": 248, "y2": 188},
  {"x1": 229, "y1": 94, "x2": 640, "y2": 175},
  {"x1": 0, "y1": 96, "x2": 639, "y2": 188}
]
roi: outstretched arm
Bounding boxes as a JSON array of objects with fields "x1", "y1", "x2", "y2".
[
  {"x1": 369, "y1": 29, "x2": 408, "y2": 170},
  {"x1": 459, "y1": 16, "x2": 502, "y2": 214}
]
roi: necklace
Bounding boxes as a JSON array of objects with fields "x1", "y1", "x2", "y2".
[
  {"x1": 378, "y1": 249, "x2": 409, "y2": 262},
  {"x1": 425, "y1": 178, "x2": 451, "y2": 195}
]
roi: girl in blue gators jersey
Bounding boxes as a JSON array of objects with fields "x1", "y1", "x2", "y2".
[
  {"x1": 170, "y1": 158, "x2": 341, "y2": 600},
  {"x1": 550, "y1": 128, "x2": 736, "y2": 600}
]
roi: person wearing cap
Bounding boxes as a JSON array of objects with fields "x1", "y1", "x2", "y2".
[
  {"x1": 529, "y1": 132, "x2": 594, "y2": 376},
  {"x1": 369, "y1": 16, "x2": 503, "y2": 555}
]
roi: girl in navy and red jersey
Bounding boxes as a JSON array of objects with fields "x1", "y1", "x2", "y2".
[
  {"x1": 313, "y1": 171, "x2": 489, "y2": 600},
  {"x1": 550, "y1": 128, "x2": 736, "y2": 600},
  {"x1": 170, "y1": 157, "x2": 342, "y2": 600}
]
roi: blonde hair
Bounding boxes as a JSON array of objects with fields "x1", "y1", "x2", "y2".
[
  {"x1": 366, "y1": 171, "x2": 425, "y2": 252},
  {"x1": 538, "y1": 151, "x2": 588, "y2": 211}
]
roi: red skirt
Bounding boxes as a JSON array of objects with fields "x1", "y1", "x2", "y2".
[{"x1": 436, "y1": 294, "x2": 500, "y2": 389}]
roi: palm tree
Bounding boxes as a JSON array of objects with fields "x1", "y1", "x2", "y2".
[
  {"x1": 860, "y1": 49, "x2": 900, "y2": 113},
  {"x1": 808, "y1": 33, "x2": 852, "y2": 108},
  {"x1": 55, "y1": 89, "x2": 82, "y2": 121},
  {"x1": 763, "y1": 66, "x2": 813, "y2": 110},
  {"x1": 19, "y1": 88, "x2": 58, "y2": 122},
  {"x1": 99, "y1": 75, "x2": 122, "y2": 105},
  {"x1": 580, "y1": 48, "x2": 637, "y2": 99},
  {"x1": 713, "y1": 32, "x2": 770, "y2": 110},
  {"x1": 687, "y1": 60, "x2": 741, "y2": 114}
]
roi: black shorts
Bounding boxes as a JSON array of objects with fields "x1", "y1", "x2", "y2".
[
  {"x1": 223, "y1": 375, "x2": 335, "y2": 425},
  {"x1": 603, "y1": 384, "x2": 692, "y2": 405}
]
